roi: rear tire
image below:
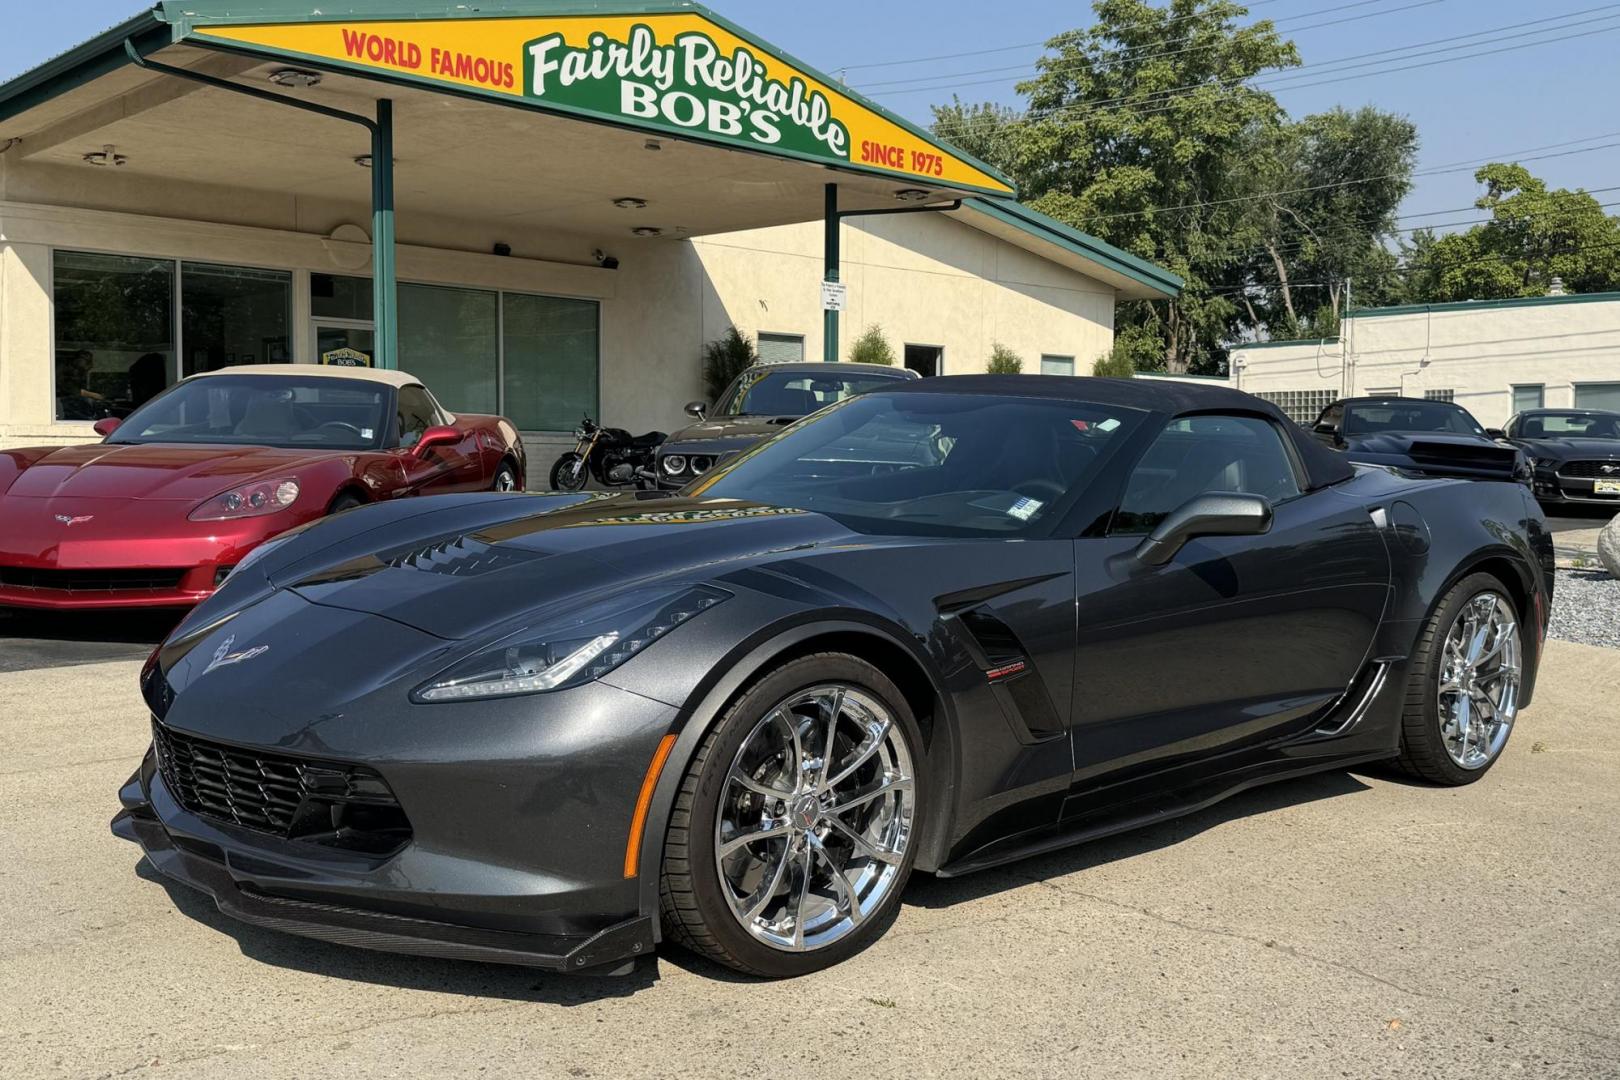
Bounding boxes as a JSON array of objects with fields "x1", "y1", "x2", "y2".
[
  {"x1": 550, "y1": 453, "x2": 588, "y2": 492},
  {"x1": 658, "y1": 653, "x2": 923, "y2": 978},
  {"x1": 1395, "y1": 573, "x2": 1524, "y2": 785}
]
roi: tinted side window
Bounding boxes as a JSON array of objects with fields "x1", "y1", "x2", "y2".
[
  {"x1": 1113, "y1": 415, "x2": 1303, "y2": 535},
  {"x1": 397, "y1": 385, "x2": 438, "y2": 448}
]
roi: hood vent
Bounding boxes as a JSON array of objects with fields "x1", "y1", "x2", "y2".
[{"x1": 384, "y1": 534, "x2": 543, "y2": 578}]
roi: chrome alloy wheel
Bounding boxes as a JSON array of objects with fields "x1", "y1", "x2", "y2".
[
  {"x1": 1437, "y1": 591, "x2": 1522, "y2": 770},
  {"x1": 715, "y1": 685, "x2": 914, "y2": 952},
  {"x1": 494, "y1": 469, "x2": 518, "y2": 492}
]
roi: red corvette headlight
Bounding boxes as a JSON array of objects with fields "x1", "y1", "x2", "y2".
[{"x1": 189, "y1": 478, "x2": 301, "y2": 521}]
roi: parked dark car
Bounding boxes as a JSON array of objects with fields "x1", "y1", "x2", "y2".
[
  {"x1": 116, "y1": 377, "x2": 1552, "y2": 979},
  {"x1": 1493, "y1": 408, "x2": 1620, "y2": 508},
  {"x1": 1310, "y1": 396, "x2": 1526, "y2": 482},
  {"x1": 654, "y1": 362, "x2": 917, "y2": 487}
]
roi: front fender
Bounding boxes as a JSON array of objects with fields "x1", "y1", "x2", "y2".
[{"x1": 619, "y1": 611, "x2": 959, "y2": 930}]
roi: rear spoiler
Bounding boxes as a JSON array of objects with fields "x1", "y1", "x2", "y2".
[{"x1": 1405, "y1": 439, "x2": 1523, "y2": 481}]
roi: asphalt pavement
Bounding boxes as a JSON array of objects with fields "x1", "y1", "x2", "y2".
[{"x1": 1, "y1": 635, "x2": 1616, "y2": 1079}]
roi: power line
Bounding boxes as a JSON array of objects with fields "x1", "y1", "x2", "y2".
[
  {"x1": 928, "y1": 11, "x2": 1620, "y2": 138},
  {"x1": 1066, "y1": 135, "x2": 1620, "y2": 227},
  {"x1": 859, "y1": 0, "x2": 1476, "y2": 94},
  {"x1": 834, "y1": 0, "x2": 1299, "y2": 75}
]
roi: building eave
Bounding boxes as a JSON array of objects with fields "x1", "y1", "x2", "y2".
[
  {"x1": 959, "y1": 197, "x2": 1183, "y2": 300},
  {"x1": 0, "y1": 9, "x2": 170, "y2": 126},
  {"x1": 1350, "y1": 291, "x2": 1620, "y2": 319}
]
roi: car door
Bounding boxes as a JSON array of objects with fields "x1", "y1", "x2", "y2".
[
  {"x1": 394, "y1": 384, "x2": 482, "y2": 494},
  {"x1": 1065, "y1": 412, "x2": 1390, "y2": 802}
]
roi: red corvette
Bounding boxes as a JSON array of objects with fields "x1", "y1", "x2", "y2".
[{"x1": 0, "y1": 365, "x2": 526, "y2": 610}]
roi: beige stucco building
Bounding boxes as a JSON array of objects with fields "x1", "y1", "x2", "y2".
[
  {"x1": 1230, "y1": 293, "x2": 1620, "y2": 429},
  {"x1": 0, "y1": 3, "x2": 1178, "y2": 457}
]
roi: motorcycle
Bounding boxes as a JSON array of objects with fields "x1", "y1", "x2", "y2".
[{"x1": 550, "y1": 416, "x2": 666, "y2": 491}]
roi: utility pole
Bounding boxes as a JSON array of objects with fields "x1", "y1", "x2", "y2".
[{"x1": 1343, "y1": 277, "x2": 1354, "y2": 399}]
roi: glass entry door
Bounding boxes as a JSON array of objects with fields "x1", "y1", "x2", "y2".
[{"x1": 313, "y1": 322, "x2": 375, "y2": 368}]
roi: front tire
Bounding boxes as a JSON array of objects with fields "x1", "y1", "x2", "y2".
[
  {"x1": 659, "y1": 653, "x2": 923, "y2": 977},
  {"x1": 1395, "y1": 573, "x2": 1524, "y2": 785},
  {"x1": 492, "y1": 459, "x2": 520, "y2": 492},
  {"x1": 549, "y1": 453, "x2": 588, "y2": 492}
]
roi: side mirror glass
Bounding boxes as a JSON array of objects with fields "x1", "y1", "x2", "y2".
[
  {"x1": 1134, "y1": 492, "x2": 1274, "y2": 567},
  {"x1": 92, "y1": 417, "x2": 122, "y2": 438},
  {"x1": 685, "y1": 401, "x2": 708, "y2": 420},
  {"x1": 412, "y1": 425, "x2": 460, "y2": 457}
]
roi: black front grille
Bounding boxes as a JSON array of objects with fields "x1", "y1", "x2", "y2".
[
  {"x1": 152, "y1": 721, "x2": 411, "y2": 854},
  {"x1": 1558, "y1": 459, "x2": 1620, "y2": 479},
  {"x1": 0, "y1": 566, "x2": 188, "y2": 592}
]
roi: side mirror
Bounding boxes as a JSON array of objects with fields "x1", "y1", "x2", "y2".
[
  {"x1": 1134, "y1": 493, "x2": 1273, "y2": 567},
  {"x1": 685, "y1": 401, "x2": 708, "y2": 420},
  {"x1": 412, "y1": 425, "x2": 461, "y2": 457},
  {"x1": 1486, "y1": 428, "x2": 1506, "y2": 440},
  {"x1": 92, "y1": 417, "x2": 122, "y2": 438}
]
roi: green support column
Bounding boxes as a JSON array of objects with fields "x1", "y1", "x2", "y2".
[
  {"x1": 372, "y1": 98, "x2": 398, "y2": 370},
  {"x1": 823, "y1": 182, "x2": 839, "y2": 363}
]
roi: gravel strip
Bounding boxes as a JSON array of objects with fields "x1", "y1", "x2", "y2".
[{"x1": 1548, "y1": 569, "x2": 1620, "y2": 650}]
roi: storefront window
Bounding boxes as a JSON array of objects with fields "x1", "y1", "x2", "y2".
[
  {"x1": 503, "y1": 293, "x2": 599, "y2": 430},
  {"x1": 311, "y1": 273, "x2": 374, "y2": 322},
  {"x1": 399, "y1": 282, "x2": 499, "y2": 415},
  {"x1": 53, "y1": 252, "x2": 175, "y2": 420},
  {"x1": 182, "y1": 263, "x2": 292, "y2": 375}
]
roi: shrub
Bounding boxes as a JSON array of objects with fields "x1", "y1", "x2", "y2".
[
  {"x1": 848, "y1": 324, "x2": 896, "y2": 366},
  {"x1": 987, "y1": 343, "x2": 1023, "y2": 374},
  {"x1": 702, "y1": 327, "x2": 757, "y2": 402},
  {"x1": 1092, "y1": 342, "x2": 1137, "y2": 379}
]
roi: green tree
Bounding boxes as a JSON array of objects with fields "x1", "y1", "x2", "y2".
[
  {"x1": 1235, "y1": 106, "x2": 1416, "y2": 338},
  {"x1": 1092, "y1": 336, "x2": 1139, "y2": 378},
  {"x1": 934, "y1": 0, "x2": 1301, "y2": 373},
  {"x1": 987, "y1": 342, "x2": 1023, "y2": 374},
  {"x1": 1400, "y1": 164, "x2": 1620, "y2": 301},
  {"x1": 849, "y1": 324, "x2": 896, "y2": 365},
  {"x1": 701, "y1": 326, "x2": 756, "y2": 402}
]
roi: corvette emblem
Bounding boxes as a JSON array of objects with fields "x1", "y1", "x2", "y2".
[
  {"x1": 203, "y1": 634, "x2": 270, "y2": 674},
  {"x1": 54, "y1": 514, "x2": 94, "y2": 526}
]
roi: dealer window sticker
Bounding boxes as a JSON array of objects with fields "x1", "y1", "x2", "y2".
[{"x1": 1007, "y1": 496, "x2": 1043, "y2": 521}]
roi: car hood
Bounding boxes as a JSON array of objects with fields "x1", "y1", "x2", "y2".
[
  {"x1": 661, "y1": 416, "x2": 799, "y2": 455},
  {"x1": 255, "y1": 492, "x2": 864, "y2": 640},
  {"x1": 1342, "y1": 431, "x2": 1495, "y2": 454},
  {"x1": 1, "y1": 442, "x2": 351, "y2": 502},
  {"x1": 1517, "y1": 437, "x2": 1620, "y2": 461}
]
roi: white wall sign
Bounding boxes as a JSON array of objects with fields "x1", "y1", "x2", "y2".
[{"x1": 821, "y1": 280, "x2": 847, "y2": 312}]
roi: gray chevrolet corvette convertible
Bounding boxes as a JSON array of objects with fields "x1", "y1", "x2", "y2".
[{"x1": 115, "y1": 377, "x2": 1553, "y2": 978}]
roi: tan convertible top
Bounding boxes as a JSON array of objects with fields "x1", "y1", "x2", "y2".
[{"x1": 190, "y1": 364, "x2": 421, "y2": 389}]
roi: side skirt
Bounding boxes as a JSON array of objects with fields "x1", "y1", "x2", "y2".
[{"x1": 934, "y1": 750, "x2": 1392, "y2": 879}]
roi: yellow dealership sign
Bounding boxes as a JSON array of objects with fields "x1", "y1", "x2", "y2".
[{"x1": 189, "y1": 12, "x2": 1015, "y2": 195}]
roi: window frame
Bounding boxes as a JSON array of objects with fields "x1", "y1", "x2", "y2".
[
  {"x1": 1039, "y1": 354, "x2": 1076, "y2": 377},
  {"x1": 757, "y1": 331, "x2": 807, "y2": 365},
  {"x1": 1105, "y1": 411, "x2": 1309, "y2": 538},
  {"x1": 1511, "y1": 383, "x2": 1545, "y2": 414},
  {"x1": 49, "y1": 253, "x2": 602, "y2": 434}
]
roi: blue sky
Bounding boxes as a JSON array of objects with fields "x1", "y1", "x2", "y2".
[{"x1": 4, "y1": 1, "x2": 1617, "y2": 233}]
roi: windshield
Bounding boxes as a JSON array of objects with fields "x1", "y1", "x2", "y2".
[
  {"x1": 1518, "y1": 412, "x2": 1620, "y2": 439},
  {"x1": 107, "y1": 375, "x2": 389, "y2": 450},
  {"x1": 692, "y1": 391, "x2": 1146, "y2": 537},
  {"x1": 1344, "y1": 400, "x2": 1485, "y2": 437},
  {"x1": 716, "y1": 369, "x2": 902, "y2": 417}
]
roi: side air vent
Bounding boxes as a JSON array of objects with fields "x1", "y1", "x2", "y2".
[
  {"x1": 952, "y1": 607, "x2": 1063, "y2": 741},
  {"x1": 384, "y1": 534, "x2": 543, "y2": 578}
]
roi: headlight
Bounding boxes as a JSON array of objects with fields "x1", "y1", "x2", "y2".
[
  {"x1": 690, "y1": 455, "x2": 713, "y2": 475},
  {"x1": 191, "y1": 478, "x2": 300, "y2": 521},
  {"x1": 412, "y1": 584, "x2": 729, "y2": 703},
  {"x1": 662, "y1": 454, "x2": 687, "y2": 475},
  {"x1": 573, "y1": 428, "x2": 587, "y2": 439}
]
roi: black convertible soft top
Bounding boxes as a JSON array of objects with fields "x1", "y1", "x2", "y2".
[{"x1": 877, "y1": 374, "x2": 1355, "y2": 491}]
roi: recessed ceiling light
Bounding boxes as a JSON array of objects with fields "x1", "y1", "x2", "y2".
[
  {"x1": 894, "y1": 188, "x2": 932, "y2": 203},
  {"x1": 613, "y1": 197, "x2": 648, "y2": 210},
  {"x1": 353, "y1": 155, "x2": 397, "y2": 169},
  {"x1": 268, "y1": 68, "x2": 323, "y2": 88},
  {"x1": 83, "y1": 144, "x2": 126, "y2": 167},
  {"x1": 632, "y1": 226, "x2": 664, "y2": 237},
  {"x1": 644, "y1": 139, "x2": 663, "y2": 152}
]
